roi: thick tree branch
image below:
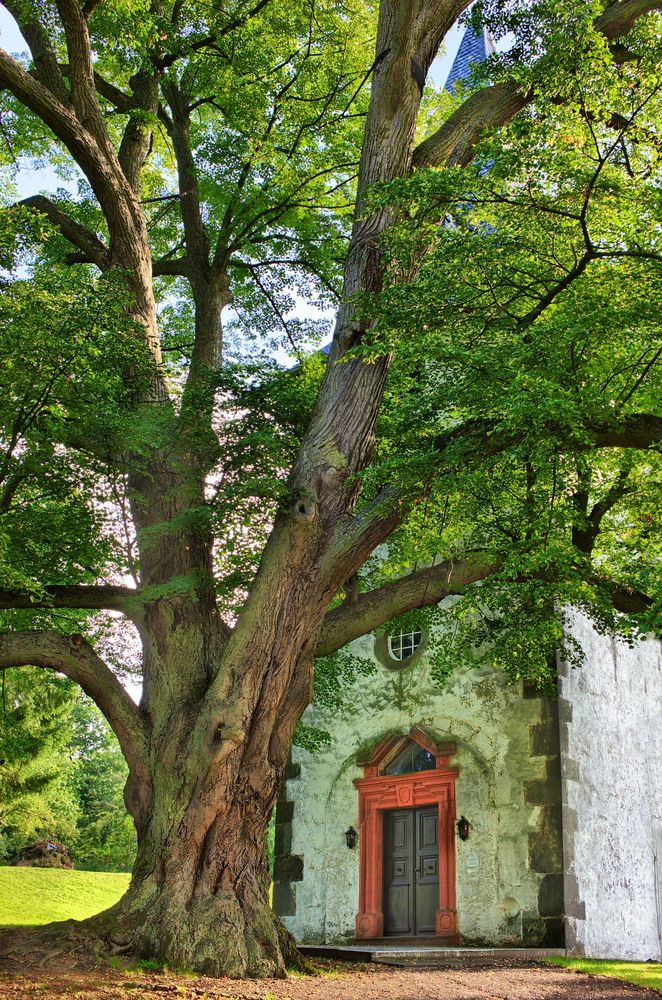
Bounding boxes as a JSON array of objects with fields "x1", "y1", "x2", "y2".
[
  {"x1": 161, "y1": 81, "x2": 209, "y2": 270},
  {"x1": 412, "y1": 1, "x2": 662, "y2": 169},
  {"x1": 594, "y1": 0, "x2": 662, "y2": 39},
  {"x1": 0, "y1": 472, "x2": 26, "y2": 513},
  {"x1": 82, "y1": 0, "x2": 104, "y2": 19},
  {"x1": 316, "y1": 556, "x2": 498, "y2": 656},
  {"x1": 59, "y1": 64, "x2": 135, "y2": 113},
  {"x1": 2, "y1": 0, "x2": 69, "y2": 102},
  {"x1": 20, "y1": 194, "x2": 110, "y2": 268},
  {"x1": 327, "y1": 484, "x2": 403, "y2": 580},
  {"x1": 152, "y1": 256, "x2": 190, "y2": 277},
  {"x1": 600, "y1": 580, "x2": 654, "y2": 614},
  {"x1": 92, "y1": 71, "x2": 134, "y2": 113},
  {"x1": 0, "y1": 48, "x2": 93, "y2": 159},
  {"x1": 0, "y1": 584, "x2": 139, "y2": 614},
  {"x1": 54, "y1": 0, "x2": 106, "y2": 144},
  {"x1": 572, "y1": 463, "x2": 634, "y2": 553},
  {"x1": 118, "y1": 70, "x2": 159, "y2": 192},
  {"x1": 413, "y1": 81, "x2": 532, "y2": 169},
  {"x1": 0, "y1": 46, "x2": 163, "y2": 372},
  {"x1": 316, "y1": 557, "x2": 655, "y2": 658},
  {"x1": 414, "y1": 1, "x2": 473, "y2": 72},
  {"x1": 436, "y1": 413, "x2": 662, "y2": 464},
  {"x1": 590, "y1": 413, "x2": 662, "y2": 449},
  {"x1": 160, "y1": 83, "x2": 228, "y2": 392},
  {"x1": 0, "y1": 630, "x2": 149, "y2": 779}
]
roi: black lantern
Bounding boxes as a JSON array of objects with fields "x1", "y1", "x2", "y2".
[
  {"x1": 345, "y1": 826, "x2": 357, "y2": 849},
  {"x1": 456, "y1": 816, "x2": 470, "y2": 841}
]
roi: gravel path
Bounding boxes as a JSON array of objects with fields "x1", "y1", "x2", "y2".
[{"x1": 0, "y1": 960, "x2": 658, "y2": 999}]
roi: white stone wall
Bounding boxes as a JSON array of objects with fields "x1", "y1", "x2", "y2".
[
  {"x1": 559, "y1": 610, "x2": 662, "y2": 961},
  {"x1": 281, "y1": 628, "x2": 555, "y2": 944}
]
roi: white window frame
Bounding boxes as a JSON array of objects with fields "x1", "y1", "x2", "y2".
[{"x1": 387, "y1": 628, "x2": 423, "y2": 661}]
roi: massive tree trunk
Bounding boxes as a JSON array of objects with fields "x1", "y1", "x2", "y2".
[
  {"x1": 112, "y1": 798, "x2": 288, "y2": 978},
  {"x1": 0, "y1": 598, "x2": 313, "y2": 977},
  {"x1": 103, "y1": 643, "x2": 300, "y2": 978},
  {"x1": 98, "y1": 551, "x2": 329, "y2": 978}
]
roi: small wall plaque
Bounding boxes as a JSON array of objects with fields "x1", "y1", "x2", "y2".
[{"x1": 465, "y1": 855, "x2": 479, "y2": 870}]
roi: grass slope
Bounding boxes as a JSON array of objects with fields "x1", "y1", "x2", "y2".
[
  {"x1": 0, "y1": 866, "x2": 130, "y2": 928},
  {"x1": 545, "y1": 957, "x2": 662, "y2": 991}
]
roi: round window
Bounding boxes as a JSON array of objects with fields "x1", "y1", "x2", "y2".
[
  {"x1": 387, "y1": 628, "x2": 423, "y2": 661},
  {"x1": 375, "y1": 625, "x2": 427, "y2": 670}
]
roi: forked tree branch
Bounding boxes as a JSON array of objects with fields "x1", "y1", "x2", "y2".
[
  {"x1": 154, "y1": 0, "x2": 276, "y2": 70},
  {"x1": 92, "y1": 71, "x2": 134, "y2": 113},
  {"x1": 0, "y1": 46, "x2": 135, "y2": 221},
  {"x1": 323, "y1": 409, "x2": 660, "y2": 614},
  {"x1": 412, "y1": 0, "x2": 662, "y2": 170},
  {"x1": 316, "y1": 558, "x2": 656, "y2": 658},
  {"x1": 327, "y1": 484, "x2": 403, "y2": 580},
  {"x1": 572, "y1": 463, "x2": 634, "y2": 553},
  {"x1": 0, "y1": 630, "x2": 150, "y2": 778},
  {"x1": 316, "y1": 556, "x2": 498, "y2": 656}
]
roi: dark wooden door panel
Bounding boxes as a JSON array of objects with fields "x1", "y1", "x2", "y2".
[
  {"x1": 390, "y1": 811, "x2": 409, "y2": 850},
  {"x1": 383, "y1": 809, "x2": 413, "y2": 935},
  {"x1": 415, "y1": 806, "x2": 438, "y2": 934},
  {"x1": 383, "y1": 805, "x2": 439, "y2": 936}
]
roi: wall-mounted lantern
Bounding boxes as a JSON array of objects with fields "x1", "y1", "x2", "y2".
[
  {"x1": 456, "y1": 816, "x2": 470, "y2": 841},
  {"x1": 345, "y1": 826, "x2": 357, "y2": 849}
]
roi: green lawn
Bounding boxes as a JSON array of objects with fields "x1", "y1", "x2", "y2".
[
  {"x1": 0, "y1": 866, "x2": 130, "y2": 928},
  {"x1": 545, "y1": 957, "x2": 662, "y2": 992}
]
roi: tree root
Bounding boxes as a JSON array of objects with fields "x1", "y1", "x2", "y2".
[
  {"x1": 0, "y1": 918, "x2": 109, "y2": 971},
  {"x1": 276, "y1": 919, "x2": 315, "y2": 975},
  {"x1": 0, "y1": 902, "x2": 311, "y2": 979}
]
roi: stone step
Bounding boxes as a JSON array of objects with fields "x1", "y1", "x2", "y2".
[{"x1": 299, "y1": 944, "x2": 566, "y2": 966}]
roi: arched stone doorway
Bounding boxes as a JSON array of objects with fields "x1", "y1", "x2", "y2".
[{"x1": 353, "y1": 726, "x2": 459, "y2": 940}]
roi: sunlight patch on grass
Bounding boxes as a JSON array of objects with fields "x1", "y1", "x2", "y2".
[
  {"x1": 0, "y1": 866, "x2": 130, "y2": 927},
  {"x1": 545, "y1": 956, "x2": 662, "y2": 991}
]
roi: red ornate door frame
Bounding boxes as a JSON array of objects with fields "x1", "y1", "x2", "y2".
[{"x1": 353, "y1": 727, "x2": 459, "y2": 940}]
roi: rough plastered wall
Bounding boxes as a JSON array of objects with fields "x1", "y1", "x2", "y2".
[
  {"x1": 273, "y1": 622, "x2": 563, "y2": 945},
  {"x1": 559, "y1": 610, "x2": 662, "y2": 961}
]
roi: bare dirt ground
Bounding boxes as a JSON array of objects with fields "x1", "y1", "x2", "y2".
[{"x1": 0, "y1": 958, "x2": 659, "y2": 1000}]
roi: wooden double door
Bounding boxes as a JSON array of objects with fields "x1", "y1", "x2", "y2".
[{"x1": 383, "y1": 805, "x2": 439, "y2": 936}]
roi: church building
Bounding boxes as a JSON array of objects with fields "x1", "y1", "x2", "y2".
[{"x1": 273, "y1": 609, "x2": 662, "y2": 960}]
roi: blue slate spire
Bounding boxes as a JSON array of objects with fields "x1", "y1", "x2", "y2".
[{"x1": 445, "y1": 24, "x2": 487, "y2": 93}]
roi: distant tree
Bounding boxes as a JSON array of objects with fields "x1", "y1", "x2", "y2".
[
  {"x1": 0, "y1": 0, "x2": 659, "y2": 978},
  {"x1": 68, "y1": 697, "x2": 136, "y2": 872},
  {"x1": 0, "y1": 662, "x2": 134, "y2": 868},
  {"x1": 0, "y1": 666, "x2": 78, "y2": 860}
]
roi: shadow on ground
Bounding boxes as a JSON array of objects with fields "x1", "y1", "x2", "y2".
[{"x1": 0, "y1": 957, "x2": 658, "y2": 999}]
